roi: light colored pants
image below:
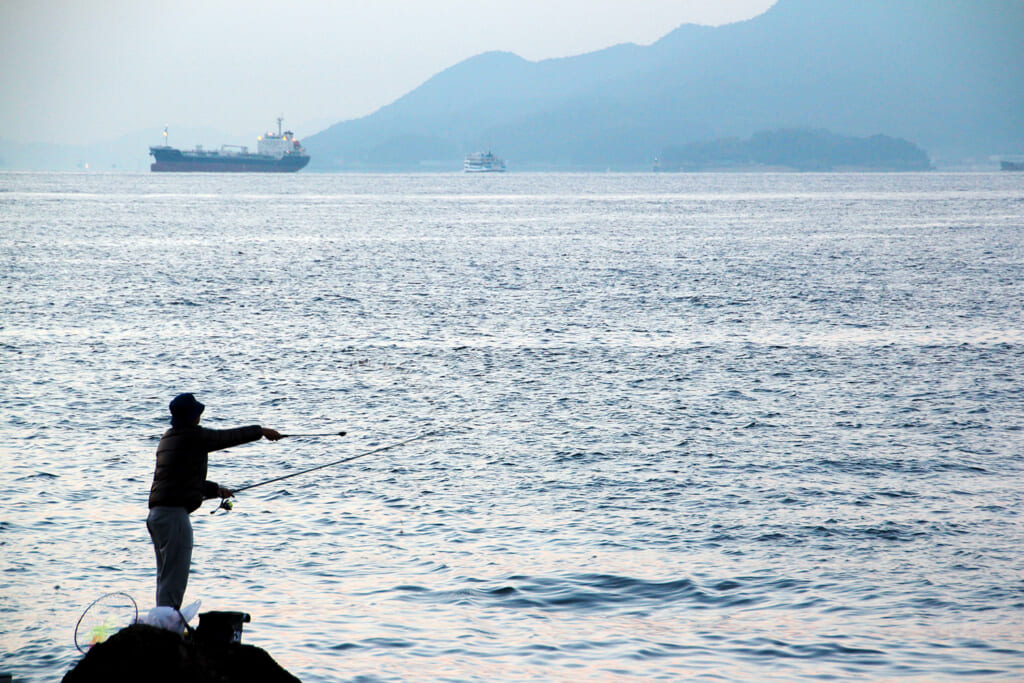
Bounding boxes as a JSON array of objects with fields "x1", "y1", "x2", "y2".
[{"x1": 146, "y1": 506, "x2": 193, "y2": 609}]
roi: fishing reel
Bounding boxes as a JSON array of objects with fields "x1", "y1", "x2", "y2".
[{"x1": 211, "y1": 497, "x2": 234, "y2": 515}]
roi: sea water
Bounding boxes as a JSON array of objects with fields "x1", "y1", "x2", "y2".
[{"x1": 1, "y1": 171, "x2": 1022, "y2": 682}]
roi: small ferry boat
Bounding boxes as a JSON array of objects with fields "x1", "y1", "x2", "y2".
[{"x1": 464, "y1": 151, "x2": 506, "y2": 173}]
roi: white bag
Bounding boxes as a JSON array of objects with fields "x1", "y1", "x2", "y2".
[{"x1": 137, "y1": 600, "x2": 201, "y2": 634}]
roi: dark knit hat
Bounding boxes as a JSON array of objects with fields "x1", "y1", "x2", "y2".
[{"x1": 169, "y1": 393, "x2": 205, "y2": 427}]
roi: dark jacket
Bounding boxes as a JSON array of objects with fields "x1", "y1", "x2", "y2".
[{"x1": 148, "y1": 425, "x2": 263, "y2": 512}]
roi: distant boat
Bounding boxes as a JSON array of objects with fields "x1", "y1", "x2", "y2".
[
  {"x1": 149, "y1": 117, "x2": 310, "y2": 172},
  {"x1": 464, "y1": 151, "x2": 506, "y2": 173},
  {"x1": 1000, "y1": 160, "x2": 1024, "y2": 171}
]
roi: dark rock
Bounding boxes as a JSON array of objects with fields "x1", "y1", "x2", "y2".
[{"x1": 62, "y1": 624, "x2": 300, "y2": 683}]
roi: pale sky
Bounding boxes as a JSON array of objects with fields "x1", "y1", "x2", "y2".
[{"x1": 1, "y1": 1, "x2": 777, "y2": 145}]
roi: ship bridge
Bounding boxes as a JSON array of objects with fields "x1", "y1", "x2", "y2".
[{"x1": 257, "y1": 117, "x2": 305, "y2": 159}]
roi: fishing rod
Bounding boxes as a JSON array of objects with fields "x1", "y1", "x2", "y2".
[
  {"x1": 281, "y1": 431, "x2": 347, "y2": 438},
  {"x1": 213, "y1": 425, "x2": 455, "y2": 513},
  {"x1": 151, "y1": 430, "x2": 346, "y2": 441}
]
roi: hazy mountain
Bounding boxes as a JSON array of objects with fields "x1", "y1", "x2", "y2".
[{"x1": 306, "y1": 0, "x2": 1024, "y2": 170}]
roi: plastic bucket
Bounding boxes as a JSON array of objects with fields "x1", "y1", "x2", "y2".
[{"x1": 195, "y1": 611, "x2": 251, "y2": 645}]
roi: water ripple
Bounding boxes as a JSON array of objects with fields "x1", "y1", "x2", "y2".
[{"x1": 2, "y1": 172, "x2": 1023, "y2": 682}]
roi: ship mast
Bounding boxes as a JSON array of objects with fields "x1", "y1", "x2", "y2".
[{"x1": 277, "y1": 115, "x2": 284, "y2": 137}]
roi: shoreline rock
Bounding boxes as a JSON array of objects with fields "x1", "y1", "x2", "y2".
[{"x1": 62, "y1": 624, "x2": 300, "y2": 683}]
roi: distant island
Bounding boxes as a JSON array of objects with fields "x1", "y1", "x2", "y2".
[{"x1": 654, "y1": 129, "x2": 932, "y2": 172}]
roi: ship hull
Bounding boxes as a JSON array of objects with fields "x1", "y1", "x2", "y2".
[{"x1": 149, "y1": 147, "x2": 309, "y2": 173}]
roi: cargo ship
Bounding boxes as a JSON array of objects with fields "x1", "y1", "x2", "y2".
[{"x1": 149, "y1": 118, "x2": 310, "y2": 172}]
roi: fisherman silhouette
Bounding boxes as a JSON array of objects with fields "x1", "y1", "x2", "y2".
[{"x1": 146, "y1": 393, "x2": 281, "y2": 608}]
